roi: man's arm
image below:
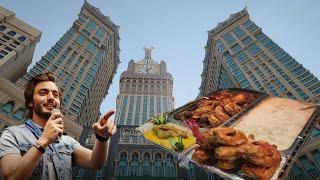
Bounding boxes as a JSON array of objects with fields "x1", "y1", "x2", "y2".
[
  {"x1": 0, "y1": 144, "x2": 44, "y2": 179},
  {"x1": 73, "y1": 110, "x2": 116, "y2": 170}
]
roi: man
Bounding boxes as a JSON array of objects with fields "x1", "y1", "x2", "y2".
[{"x1": 0, "y1": 72, "x2": 117, "y2": 179}]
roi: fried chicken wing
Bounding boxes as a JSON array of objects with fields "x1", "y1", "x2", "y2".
[
  {"x1": 192, "y1": 147, "x2": 214, "y2": 164},
  {"x1": 241, "y1": 163, "x2": 278, "y2": 180},
  {"x1": 213, "y1": 106, "x2": 230, "y2": 121},
  {"x1": 244, "y1": 140, "x2": 281, "y2": 167},
  {"x1": 224, "y1": 102, "x2": 242, "y2": 116}
]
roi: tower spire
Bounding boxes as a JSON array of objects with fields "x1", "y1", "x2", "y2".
[{"x1": 144, "y1": 46, "x2": 154, "y2": 59}]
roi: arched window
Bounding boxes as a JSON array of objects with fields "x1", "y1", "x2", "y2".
[
  {"x1": 18, "y1": 36, "x2": 26, "y2": 42},
  {"x1": 7, "y1": 31, "x2": 16, "y2": 37},
  {"x1": 0, "y1": 101, "x2": 15, "y2": 114},
  {"x1": 187, "y1": 162, "x2": 196, "y2": 180},
  {"x1": 166, "y1": 155, "x2": 176, "y2": 177},
  {"x1": 118, "y1": 152, "x2": 127, "y2": 176},
  {"x1": 12, "y1": 108, "x2": 27, "y2": 122},
  {"x1": 129, "y1": 152, "x2": 139, "y2": 176},
  {"x1": 141, "y1": 153, "x2": 151, "y2": 176},
  {"x1": 154, "y1": 153, "x2": 163, "y2": 177},
  {"x1": 0, "y1": 26, "x2": 6, "y2": 31}
]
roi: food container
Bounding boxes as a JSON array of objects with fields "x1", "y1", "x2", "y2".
[
  {"x1": 171, "y1": 88, "x2": 267, "y2": 130},
  {"x1": 137, "y1": 88, "x2": 319, "y2": 179}
]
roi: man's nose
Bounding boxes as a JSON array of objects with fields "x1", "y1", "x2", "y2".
[{"x1": 47, "y1": 92, "x2": 54, "y2": 99}]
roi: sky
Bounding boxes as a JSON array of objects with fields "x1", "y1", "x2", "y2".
[{"x1": 1, "y1": 0, "x2": 320, "y2": 115}]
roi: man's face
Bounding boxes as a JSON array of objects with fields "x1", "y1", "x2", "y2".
[{"x1": 30, "y1": 81, "x2": 61, "y2": 120}]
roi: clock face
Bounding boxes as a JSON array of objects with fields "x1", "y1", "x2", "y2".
[{"x1": 136, "y1": 64, "x2": 159, "y2": 74}]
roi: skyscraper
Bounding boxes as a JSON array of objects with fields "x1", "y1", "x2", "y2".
[
  {"x1": 0, "y1": 5, "x2": 41, "y2": 82},
  {"x1": 199, "y1": 8, "x2": 320, "y2": 179},
  {"x1": 199, "y1": 8, "x2": 320, "y2": 103},
  {"x1": 115, "y1": 47, "x2": 174, "y2": 126},
  {"x1": 0, "y1": 1, "x2": 120, "y2": 139}
]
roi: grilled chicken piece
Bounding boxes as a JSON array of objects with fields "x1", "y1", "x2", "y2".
[{"x1": 152, "y1": 125, "x2": 188, "y2": 139}]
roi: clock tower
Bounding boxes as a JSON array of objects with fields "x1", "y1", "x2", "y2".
[{"x1": 115, "y1": 47, "x2": 174, "y2": 125}]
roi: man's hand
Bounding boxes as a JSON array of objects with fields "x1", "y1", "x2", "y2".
[
  {"x1": 38, "y1": 110, "x2": 64, "y2": 147},
  {"x1": 92, "y1": 110, "x2": 116, "y2": 139}
]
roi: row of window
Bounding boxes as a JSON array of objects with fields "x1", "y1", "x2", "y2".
[
  {"x1": 117, "y1": 152, "x2": 176, "y2": 177},
  {"x1": 117, "y1": 95, "x2": 171, "y2": 125},
  {"x1": 0, "y1": 25, "x2": 27, "y2": 42}
]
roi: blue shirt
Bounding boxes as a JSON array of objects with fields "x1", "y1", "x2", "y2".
[{"x1": 0, "y1": 120, "x2": 80, "y2": 180}]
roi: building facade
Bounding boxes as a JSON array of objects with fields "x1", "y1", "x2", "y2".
[
  {"x1": 0, "y1": 1, "x2": 120, "y2": 139},
  {"x1": 0, "y1": 5, "x2": 41, "y2": 82},
  {"x1": 199, "y1": 8, "x2": 320, "y2": 103},
  {"x1": 198, "y1": 8, "x2": 320, "y2": 179}
]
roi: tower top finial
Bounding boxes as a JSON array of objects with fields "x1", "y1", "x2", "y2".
[
  {"x1": 144, "y1": 46, "x2": 154, "y2": 59},
  {"x1": 244, "y1": 0, "x2": 248, "y2": 11}
]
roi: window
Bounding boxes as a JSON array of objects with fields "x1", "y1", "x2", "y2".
[
  {"x1": 130, "y1": 153, "x2": 139, "y2": 176},
  {"x1": 0, "y1": 101, "x2": 14, "y2": 114},
  {"x1": 310, "y1": 128, "x2": 320, "y2": 138},
  {"x1": 166, "y1": 155, "x2": 175, "y2": 177},
  {"x1": 311, "y1": 149, "x2": 320, "y2": 166},
  {"x1": 7, "y1": 31, "x2": 16, "y2": 37},
  {"x1": 18, "y1": 36, "x2": 26, "y2": 42},
  {"x1": 223, "y1": 33, "x2": 235, "y2": 45},
  {"x1": 86, "y1": 19, "x2": 96, "y2": 32},
  {"x1": 248, "y1": 44, "x2": 261, "y2": 56},
  {"x1": 142, "y1": 153, "x2": 151, "y2": 176},
  {"x1": 118, "y1": 152, "x2": 127, "y2": 176},
  {"x1": 87, "y1": 42, "x2": 96, "y2": 53},
  {"x1": 232, "y1": 26, "x2": 245, "y2": 38},
  {"x1": 95, "y1": 27, "x2": 105, "y2": 39},
  {"x1": 12, "y1": 108, "x2": 26, "y2": 121},
  {"x1": 231, "y1": 44, "x2": 241, "y2": 53},
  {"x1": 215, "y1": 39, "x2": 226, "y2": 52},
  {"x1": 154, "y1": 153, "x2": 163, "y2": 177},
  {"x1": 186, "y1": 162, "x2": 196, "y2": 180},
  {"x1": 75, "y1": 35, "x2": 85, "y2": 45},
  {"x1": 0, "y1": 25, "x2": 6, "y2": 31},
  {"x1": 236, "y1": 51, "x2": 248, "y2": 63},
  {"x1": 242, "y1": 36, "x2": 252, "y2": 46}
]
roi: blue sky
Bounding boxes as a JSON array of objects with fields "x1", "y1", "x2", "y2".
[{"x1": 2, "y1": 0, "x2": 320, "y2": 115}]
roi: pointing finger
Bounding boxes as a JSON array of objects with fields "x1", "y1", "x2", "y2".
[{"x1": 101, "y1": 110, "x2": 115, "y2": 125}]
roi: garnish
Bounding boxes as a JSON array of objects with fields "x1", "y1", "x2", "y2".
[
  {"x1": 170, "y1": 136, "x2": 184, "y2": 152},
  {"x1": 152, "y1": 114, "x2": 168, "y2": 125}
]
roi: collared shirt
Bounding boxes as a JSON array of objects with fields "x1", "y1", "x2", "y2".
[{"x1": 0, "y1": 121, "x2": 80, "y2": 180}]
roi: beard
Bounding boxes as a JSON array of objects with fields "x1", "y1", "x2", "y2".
[{"x1": 33, "y1": 103, "x2": 52, "y2": 120}]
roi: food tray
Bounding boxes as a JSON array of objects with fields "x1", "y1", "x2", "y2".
[
  {"x1": 181, "y1": 95, "x2": 319, "y2": 179},
  {"x1": 169, "y1": 88, "x2": 267, "y2": 130}
]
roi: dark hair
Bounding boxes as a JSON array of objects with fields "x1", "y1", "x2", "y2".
[{"x1": 24, "y1": 72, "x2": 62, "y2": 118}]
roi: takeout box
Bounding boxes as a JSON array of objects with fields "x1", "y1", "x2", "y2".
[{"x1": 136, "y1": 88, "x2": 319, "y2": 179}]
